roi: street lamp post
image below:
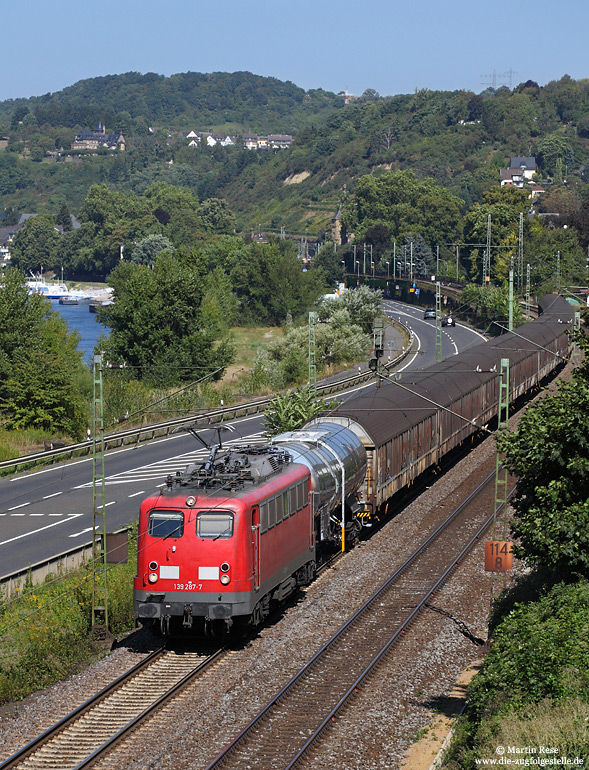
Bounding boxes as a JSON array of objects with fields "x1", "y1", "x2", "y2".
[
  {"x1": 356, "y1": 260, "x2": 360, "y2": 283},
  {"x1": 371, "y1": 261, "x2": 375, "y2": 277},
  {"x1": 385, "y1": 260, "x2": 390, "y2": 278}
]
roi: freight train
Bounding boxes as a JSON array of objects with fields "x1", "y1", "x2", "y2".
[{"x1": 134, "y1": 295, "x2": 575, "y2": 636}]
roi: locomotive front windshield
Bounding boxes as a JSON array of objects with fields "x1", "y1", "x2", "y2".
[
  {"x1": 148, "y1": 510, "x2": 184, "y2": 539},
  {"x1": 196, "y1": 511, "x2": 234, "y2": 539}
]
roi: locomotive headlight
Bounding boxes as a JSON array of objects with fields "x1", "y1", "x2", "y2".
[
  {"x1": 148, "y1": 572, "x2": 158, "y2": 584},
  {"x1": 186, "y1": 496, "x2": 196, "y2": 507},
  {"x1": 220, "y1": 562, "x2": 230, "y2": 573},
  {"x1": 220, "y1": 574, "x2": 231, "y2": 586},
  {"x1": 149, "y1": 561, "x2": 158, "y2": 571}
]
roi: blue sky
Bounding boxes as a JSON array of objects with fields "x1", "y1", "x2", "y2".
[{"x1": 3, "y1": 0, "x2": 587, "y2": 102}]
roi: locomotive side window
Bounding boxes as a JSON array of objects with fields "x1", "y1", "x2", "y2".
[
  {"x1": 148, "y1": 510, "x2": 184, "y2": 539},
  {"x1": 260, "y1": 502, "x2": 268, "y2": 533},
  {"x1": 282, "y1": 490, "x2": 290, "y2": 518},
  {"x1": 296, "y1": 481, "x2": 306, "y2": 510},
  {"x1": 275, "y1": 494, "x2": 283, "y2": 522},
  {"x1": 289, "y1": 486, "x2": 297, "y2": 514},
  {"x1": 268, "y1": 497, "x2": 276, "y2": 528},
  {"x1": 196, "y1": 511, "x2": 234, "y2": 539}
]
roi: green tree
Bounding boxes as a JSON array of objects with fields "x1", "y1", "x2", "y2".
[
  {"x1": 461, "y1": 283, "x2": 523, "y2": 326},
  {"x1": 311, "y1": 245, "x2": 345, "y2": 287},
  {"x1": 55, "y1": 202, "x2": 73, "y2": 232},
  {"x1": 143, "y1": 181, "x2": 199, "y2": 224},
  {"x1": 462, "y1": 197, "x2": 526, "y2": 283},
  {"x1": 0, "y1": 269, "x2": 90, "y2": 438},
  {"x1": 231, "y1": 241, "x2": 325, "y2": 325},
  {"x1": 77, "y1": 184, "x2": 157, "y2": 278},
  {"x1": 525, "y1": 218, "x2": 585, "y2": 296},
  {"x1": 317, "y1": 285, "x2": 383, "y2": 332},
  {"x1": 342, "y1": 170, "x2": 463, "y2": 251},
  {"x1": 10, "y1": 215, "x2": 60, "y2": 274},
  {"x1": 537, "y1": 132, "x2": 573, "y2": 177},
  {"x1": 200, "y1": 267, "x2": 238, "y2": 334},
  {"x1": 2, "y1": 207, "x2": 19, "y2": 226},
  {"x1": 98, "y1": 253, "x2": 234, "y2": 387},
  {"x1": 198, "y1": 198, "x2": 236, "y2": 233},
  {"x1": 130, "y1": 234, "x2": 175, "y2": 265}
]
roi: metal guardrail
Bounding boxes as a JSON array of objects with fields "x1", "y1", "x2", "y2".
[{"x1": 0, "y1": 321, "x2": 413, "y2": 475}]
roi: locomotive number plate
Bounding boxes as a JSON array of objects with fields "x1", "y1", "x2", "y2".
[{"x1": 173, "y1": 582, "x2": 203, "y2": 591}]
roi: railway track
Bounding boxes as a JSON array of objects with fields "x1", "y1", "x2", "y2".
[
  {"x1": 203, "y1": 470, "x2": 512, "y2": 770},
  {"x1": 0, "y1": 645, "x2": 223, "y2": 770}
]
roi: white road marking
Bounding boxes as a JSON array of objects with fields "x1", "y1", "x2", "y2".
[
  {"x1": 10, "y1": 513, "x2": 26, "y2": 516},
  {"x1": 42, "y1": 492, "x2": 63, "y2": 499},
  {"x1": 0, "y1": 514, "x2": 83, "y2": 547},
  {"x1": 128, "y1": 491, "x2": 145, "y2": 498},
  {"x1": 442, "y1": 330, "x2": 459, "y2": 355},
  {"x1": 69, "y1": 527, "x2": 95, "y2": 538},
  {"x1": 8, "y1": 503, "x2": 29, "y2": 510}
]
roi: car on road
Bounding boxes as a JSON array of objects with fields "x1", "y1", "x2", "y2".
[
  {"x1": 442, "y1": 314, "x2": 456, "y2": 327},
  {"x1": 423, "y1": 308, "x2": 436, "y2": 319}
]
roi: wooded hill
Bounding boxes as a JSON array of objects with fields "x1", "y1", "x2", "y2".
[{"x1": 1, "y1": 72, "x2": 588, "y2": 237}]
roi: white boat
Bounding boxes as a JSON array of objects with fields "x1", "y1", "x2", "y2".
[
  {"x1": 26, "y1": 277, "x2": 70, "y2": 299},
  {"x1": 26, "y1": 274, "x2": 112, "y2": 302}
]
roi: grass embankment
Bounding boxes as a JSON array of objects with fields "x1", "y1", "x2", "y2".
[{"x1": 0, "y1": 533, "x2": 138, "y2": 704}]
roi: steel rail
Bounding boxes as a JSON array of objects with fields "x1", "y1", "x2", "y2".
[
  {"x1": 0, "y1": 647, "x2": 225, "y2": 770},
  {"x1": 72, "y1": 648, "x2": 225, "y2": 770},
  {"x1": 0, "y1": 646, "x2": 166, "y2": 770}
]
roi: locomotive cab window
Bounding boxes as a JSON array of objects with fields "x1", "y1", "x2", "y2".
[
  {"x1": 196, "y1": 511, "x2": 234, "y2": 539},
  {"x1": 148, "y1": 510, "x2": 184, "y2": 539}
]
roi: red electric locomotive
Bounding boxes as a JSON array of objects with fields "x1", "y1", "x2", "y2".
[
  {"x1": 134, "y1": 445, "x2": 314, "y2": 636},
  {"x1": 134, "y1": 424, "x2": 368, "y2": 636}
]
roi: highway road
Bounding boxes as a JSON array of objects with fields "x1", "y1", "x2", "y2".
[{"x1": 0, "y1": 303, "x2": 487, "y2": 579}]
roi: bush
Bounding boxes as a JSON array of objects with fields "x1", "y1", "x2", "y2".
[{"x1": 468, "y1": 581, "x2": 589, "y2": 721}]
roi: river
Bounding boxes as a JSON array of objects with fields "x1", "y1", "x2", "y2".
[{"x1": 50, "y1": 300, "x2": 108, "y2": 366}]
